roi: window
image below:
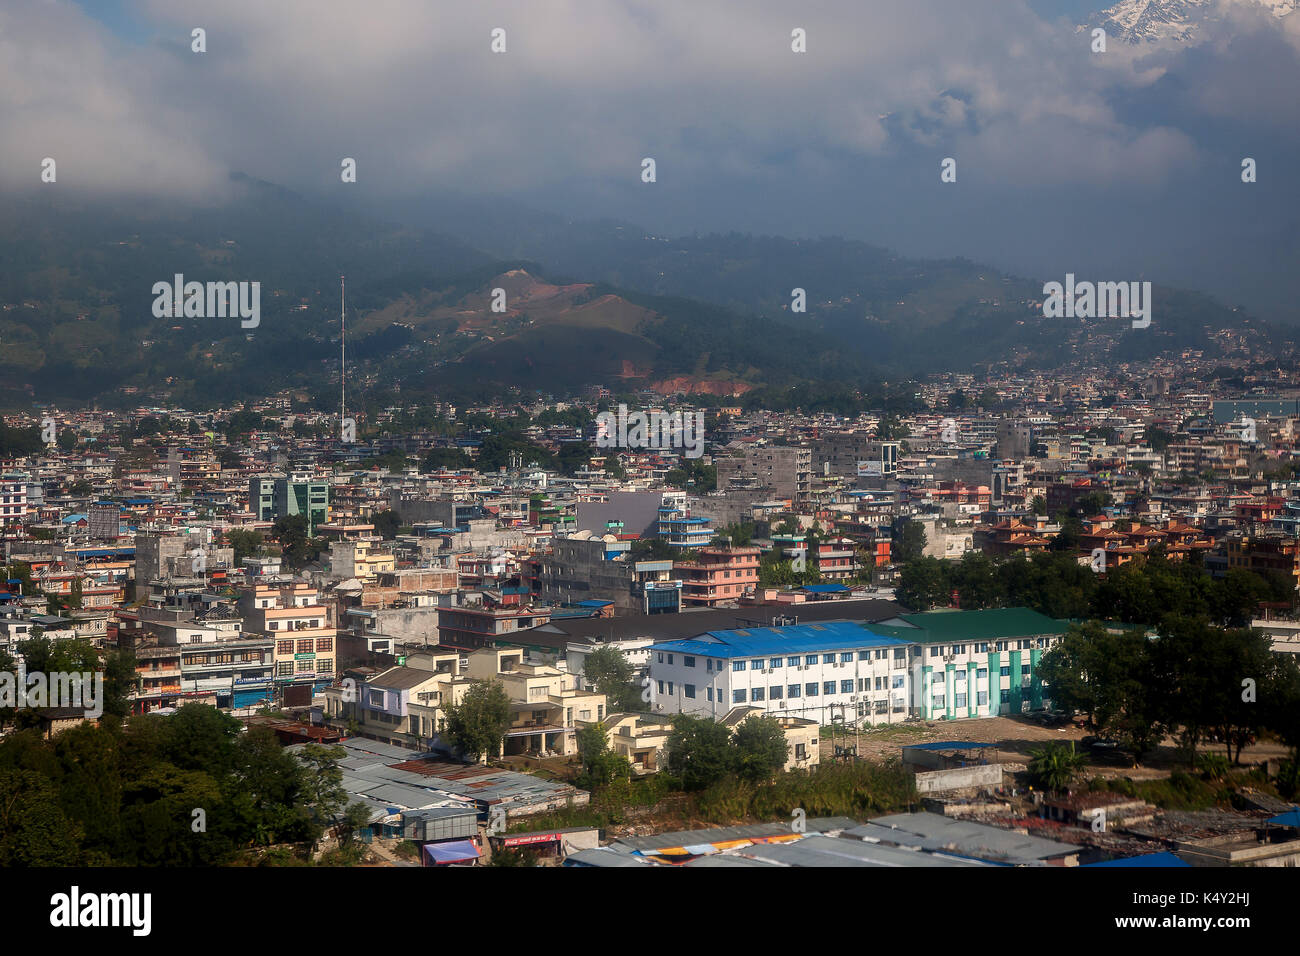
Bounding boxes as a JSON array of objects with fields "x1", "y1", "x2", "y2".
[
  {"x1": 977, "y1": 691, "x2": 988, "y2": 706},
  {"x1": 823, "y1": 681, "x2": 836, "y2": 695},
  {"x1": 805, "y1": 655, "x2": 817, "y2": 666},
  {"x1": 806, "y1": 683, "x2": 819, "y2": 697},
  {"x1": 296, "y1": 660, "x2": 314, "y2": 673},
  {"x1": 684, "y1": 684, "x2": 696, "y2": 699},
  {"x1": 788, "y1": 684, "x2": 801, "y2": 698},
  {"x1": 706, "y1": 659, "x2": 713, "y2": 672},
  {"x1": 707, "y1": 688, "x2": 714, "y2": 701},
  {"x1": 751, "y1": 687, "x2": 765, "y2": 702},
  {"x1": 823, "y1": 654, "x2": 835, "y2": 664},
  {"x1": 751, "y1": 659, "x2": 765, "y2": 670},
  {"x1": 657, "y1": 681, "x2": 664, "y2": 695},
  {"x1": 316, "y1": 637, "x2": 332, "y2": 652},
  {"x1": 787, "y1": 656, "x2": 800, "y2": 667},
  {"x1": 657, "y1": 652, "x2": 664, "y2": 663},
  {"x1": 929, "y1": 646, "x2": 941, "y2": 657},
  {"x1": 667, "y1": 654, "x2": 674, "y2": 665},
  {"x1": 1021, "y1": 664, "x2": 1031, "y2": 675},
  {"x1": 276, "y1": 640, "x2": 293, "y2": 655},
  {"x1": 932, "y1": 695, "x2": 945, "y2": 708},
  {"x1": 732, "y1": 661, "x2": 745, "y2": 672},
  {"x1": 296, "y1": 638, "x2": 313, "y2": 653},
  {"x1": 840, "y1": 652, "x2": 853, "y2": 663},
  {"x1": 667, "y1": 682, "x2": 674, "y2": 695},
  {"x1": 317, "y1": 659, "x2": 332, "y2": 674},
  {"x1": 770, "y1": 685, "x2": 783, "y2": 700},
  {"x1": 1000, "y1": 689, "x2": 1011, "y2": 703},
  {"x1": 795, "y1": 743, "x2": 807, "y2": 760},
  {"x1": 1000, "y1": 666, "x2": 1011, "y2": 677},
  {"x1": 770, "y1": 657, "x2": 783, "y2": 669},
  {"x1": 952, "y1": 644, "x2": 964, "y2": 655},
  {"x1": 875, "y1": 676, "x2": 885, "y2": 691},
  {"x1": 858, "y1": 650, "x2": 871, "y2": 660},
  {"x1": 976, "y1": 642, "x2": 989, "y2": 653},
  {"x1": 580, "y1": 710, "x2": 592, "y2": 721},
  {"x1": 840, "y1": 680, "x2": 853, "y2": 694},
  {"x1": 977, "y1": 668, "x2": 988, "y2": 679},
  {"x1": 684, "y1": 656, "x2": 696, "y2": 668},
  {"x1": 733, "y1": 689, "x2": 747, "y2": 703},
  {"x1": 955, "y1": 693, "x2": 967, "y2": 708}
]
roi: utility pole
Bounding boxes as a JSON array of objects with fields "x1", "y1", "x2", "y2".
[{"x1": 340, "y1": 275, "x2": 347, "y2": 442}]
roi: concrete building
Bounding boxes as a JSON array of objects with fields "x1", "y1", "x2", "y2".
[
  {"x1": 0, "y1": 473, "x2": 30, "y2": 528},
  {"x1": 238, "y1": 581, "x2": 337, "y2": 694},
  {"x1": 648, "y1": 620, "x2": 912, "y2": 725},
  {"x1": 538, "y1": 532, "x2": 682, "y2": 614},
  {"x1": 249, "y1": 476, "x2": 330, "y2": 533},
  {"x1": 873, "y1": 607, "x2": 1068, "y2": 719},
  {"x1": 716, "y1": 446, "x2": 813, "y2": 503},
  {"x1": 674, "y1": 544, "x2": 760, "y2": 607},
  {"x1": 135, "y1": 532, "x2": 234, "y2": 583},
  {"x1": 719, "y1": 706, "x2": 821, "y2": 772}
]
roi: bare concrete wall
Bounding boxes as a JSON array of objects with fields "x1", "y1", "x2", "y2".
[{"x1": 914, "y1": 763, "x2": 1002, "y2": 794}]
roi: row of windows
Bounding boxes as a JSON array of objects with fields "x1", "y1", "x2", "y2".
[
  {"x1": 929, "y1": 664, "x2": 1033, "y2": 682},
  {"x1": 275, "y1": 638, "x2": 334, "y2": 655},
  {"x1": 655, "y1": 649, "x2": 906, "y2": 670},
  {"x1": 926, "y1": 638, "x2": 1048, "y2": 657},
  {"x1": 656, "y1": 642, "x2": 1053, "y2": 674},
  {"x1": 929, "y1": 689, "x2": 1021, "y2": 706},
  {"x1": 730, "y1": 681, "x2": 857, "y2": 704}
]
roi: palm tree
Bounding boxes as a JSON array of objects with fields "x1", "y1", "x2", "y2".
[{"x1": 1027, "y1": 741, "x2": 1087, "y2": 793}]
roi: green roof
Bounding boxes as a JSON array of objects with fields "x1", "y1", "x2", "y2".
[{"x1": 891, "y1": 607, "x2": 1068, "y2": 643}]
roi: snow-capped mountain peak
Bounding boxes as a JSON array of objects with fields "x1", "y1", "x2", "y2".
[{"x1": 1087, "y1": 0, "x2": 1297, "y2": 43}]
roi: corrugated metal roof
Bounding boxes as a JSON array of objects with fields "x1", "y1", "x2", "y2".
[
  {"x1": 653, "y1": 621, "x2": 909, "y2": 659},
  {"x1": 895, "y1": 608, "x2": 1068, "y2": 642}
]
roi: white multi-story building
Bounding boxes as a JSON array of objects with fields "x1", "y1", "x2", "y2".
[
  {"x1": 0, "y1": 474, "x2": 29, "y2": 528},
  {"x1": 647, "y1": 609, "x2": 1068, "y2": 726},
  {"x1": 647, "y1": 621, "x2": 912, "y2": 725}
]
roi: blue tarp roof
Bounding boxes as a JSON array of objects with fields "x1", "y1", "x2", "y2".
[
  {"x1": 801, "y1": 584, "x2": 850, "y2": 593},
  {"x1": 1083, "y1": 852, "x2": 1189, "y2": 868},
  {"x1": 655, "y1": 621, "x2": 909, "y2": 659},
  {"x1": 1266, "y1": 808, "x2": 1300, "y2": 828},
  {"x1": 904, "y1": 741, "x2": 989, "y2": 751},
  {"x1": 423, "y1": 840, "x2": 481, "y2": 864}
]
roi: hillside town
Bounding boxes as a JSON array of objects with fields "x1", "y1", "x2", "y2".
[{"x1": 4, "y1": 356, "x2": 1300, "y2": 869}]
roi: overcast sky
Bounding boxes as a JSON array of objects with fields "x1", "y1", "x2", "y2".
[{"x1": 3, "y1": 0, "x2": 1298, "y2": 319}]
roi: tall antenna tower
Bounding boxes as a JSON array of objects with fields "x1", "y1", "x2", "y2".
[{"x1": 340, "y1": 275, "x2": 346, "y2": 439}]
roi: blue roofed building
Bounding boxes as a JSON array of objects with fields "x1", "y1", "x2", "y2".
[{"x1": 647, "y1": 620, "x2": 911, "y2": 724}]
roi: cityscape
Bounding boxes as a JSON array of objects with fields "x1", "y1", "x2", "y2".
[{"x1": 2, "y1": 0, "x2": 1297, "y2": 935}]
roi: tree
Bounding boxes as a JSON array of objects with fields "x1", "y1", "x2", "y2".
[
  {"x1": 1026, "y1": 742, "x2": 1086, "y2": 794},
  {"x1": 895, "y1": 557, "x2": 949, "y2": 611},
  {"x1": 294, "y1": 744, "x2": 350, "y2": 831},
  {"x1": 371, "y1": 509, "x2": 402, "y2": 540},
  {"x1": 892, "y1": 520, "x2": 927, "y2": 564},
  {"x1": 422, "y1": 447, "x2": 470, "y2": 471},
  {"x1": 665, "y1": 714, "x2": 735, "y2": 791},
  {"x1": 0, "y1": 769, "x2": 84, "y2": 866},
  {"x1": 732, "y1": 716, "x2": 789, "y2": 783},
  {"x1": 441, "y1": 680, "x2": 511, "y2": 763},
  {"x1": 575, "y1": 722, "x2": 631, "y2": 791},
  {"x1": 1031, "y1": 496, "x2": 1047, "y2": 516},
  {"x1": 225, "y1": 529, "x2": 264, "y2": 563},
  {"x1": 583, "y1": 646, "x2": 643, "y2": 714}
]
